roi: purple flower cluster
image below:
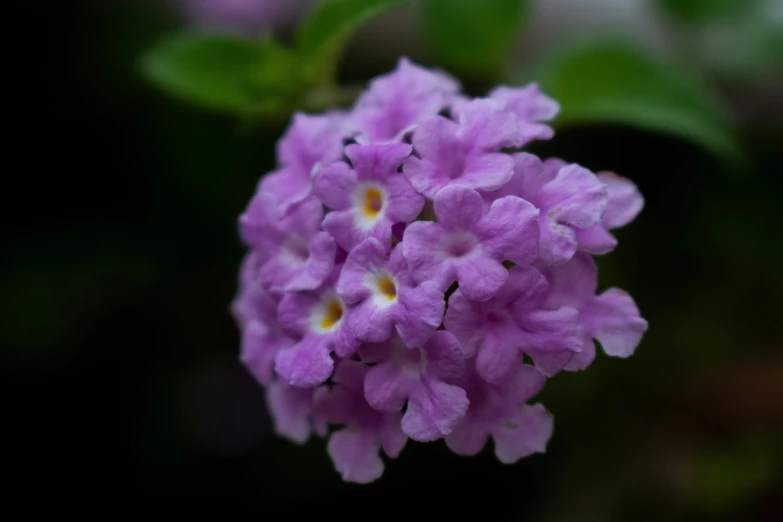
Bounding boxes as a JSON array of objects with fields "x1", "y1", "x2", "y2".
[{"x1": 233, "y1": 58, "x2": 648, "y2": 483}]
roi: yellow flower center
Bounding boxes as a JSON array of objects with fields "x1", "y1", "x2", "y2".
[
  {"x1": 321, "y1": 299, "x2": 344, "y2": 329},
  {"x1": 362, "y1": 188, "x2": 384, "y2": 218},
  {"x1": 377, "y1": 276, "x2": 397, "y2": 301}
]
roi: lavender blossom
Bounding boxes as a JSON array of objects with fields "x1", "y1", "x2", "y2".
[
  {"x1": 403, "y1": 185, "x2": 539, "y2": 301},
  {"x1": 233, "y1": 57, "x2": 648, "y2": 483},
  {"x1": 360, "y1": 331, "x2": 468, "y2": 441},
  {"x1": 315, "y1": 359, "x2": 407, "y2": 483},
  {"x1": 337, "y1": 238, "x2": 444, "y2": 347},
  {"x1": 314, "y1": 143, "x2": 424, "y2": 251}
]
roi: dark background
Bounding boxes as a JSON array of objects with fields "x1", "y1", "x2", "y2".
[{"x1": 8, "y1": 0, "x2": 781, "y2": 518}]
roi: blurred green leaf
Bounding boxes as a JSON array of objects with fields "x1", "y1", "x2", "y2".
[
  {"x1": 419, "y1": 0, "x2": 530, "y2": 79},
  {"x1": 141, "y1": 32, "x2": 301, "y2": 115},
  {"x1": 657, "y1": 0, "x2": 755, "y2": 24},
  {"x1": 296, "y1": 0, "x2": 407, "y2": 85},
  {"x1": 534, "y1": 42, "x2": 745, "y2": 168}
]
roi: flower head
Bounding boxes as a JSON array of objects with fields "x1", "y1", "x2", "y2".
[{"x1": 233, "y1": 57, "x2": 647, "y2": 483}]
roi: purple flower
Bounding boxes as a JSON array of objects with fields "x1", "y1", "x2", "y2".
[
  {"x1": 238, "y1": 194, "x2": 336, "y2": 293},
  {"x1": 259, "y1": 111, "x2": 346, "y2": 213},
  {"x1": 336, "y1": 238, "x2": 444, "y2": 347},
  {"x1": 575, "y1": 172, "x2": 645, "y2": 255},
  {"x1": 489, "y1": 83, "x2": 560, "y2": 144},
  {"x1": 266, "y1": 380, "x2": 327, "y2": 444},
  {"x1": 444, "y1": 266, "x2": 583, "y2": 381},
  {"x1": 231, "y1": 252, "x2": 266, "y2": 327},
  {"x1": 540, "y1": 253, "x2": 648, "y2": 370},
  {"x1": 174, "y1": 0, "x2": 320, "y2": 37},
  {"x1": 403, "y1": 98, "x2": 521, "y2": 199},
  {"x1": 238, "y1": 284, "x2": 295, "y2": 386},
  {"x1": 403, "y1": 185, "x2": 539, "y2": 301},
  {"x1": 488, "y1": 153, "x2": 609, "y2": 266},
  {"x1": 445, "y1": 360, "x2": 553, "y2": 464},
  {"x1": 315, "y1": 359, "x2": 407, "y2": 484},
  {"x1": 313, "y1": 143, "x2": 424, "y2": 251},
  {"x1": 274, "y1": 267, "x2": 359, "y2": 387},
  {"x1": 350, "y1": 57, "x2": 460, "y2": 144},
  {"x1": 360, "y1": 331, "x2": 468, "y2": 441}
]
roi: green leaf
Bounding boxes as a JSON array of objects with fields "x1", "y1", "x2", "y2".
[
  {"x1": 419, "y1": 0, "x2": 530, "y2": 79},
  {"x1": 533, "y1": 41, "x2": 745, "y2": 168},
  {"x1": 657, "y1": 0, "x2": 756, "y2": 24},
  {"x1": 296, "y1": 0, "x2": 407, "y2": 85},
  {"x1": 141, "y1": 32, "x2": 301, "y2": 115}
]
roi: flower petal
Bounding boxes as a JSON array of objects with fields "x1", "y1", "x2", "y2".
[
  {"x1": 274, "y1": 334, "x2": 334, "y2": 387},
  {"x1": 455, "y1": 97, "x2": 521, "y2": 150},
  {"x1": 363, "y1": 361, "x2": 412, "y2": 412},
  {"x1": 384, "y1": 173, "x2": 426, "y2": 223},
  {"x1": 456, "y1": 256, "x2": 508, "y2": 301},
  {"x1": 442, "y1": 287, "x2": 486, "y2": 357},
  {"x1": 540, "y1": 164, "x2": 608, "y2": 229},
  {"x1": 599, "y1": 172, "x2": 644, "y2": 229},
  {"x1": 540, "y1": 252, "x2": 597, "y2": 309},
  {"x1": 576, "y1": 224, "x2": 618, "y2": 255},
  {"x1": 277, "y1": 291, "x2": 319, "y2": 338},
  {"x1": 403, "y1": 379, "x2": 470, "y2": 441},
  {"x1": 283, "y1": 231, "x2": 336, "y2": 292},
  {"x1": 461, "y1": 152, "x2": 515, "y2": 192},
  {"x1": 433, "y1": 185, "x2": 485, "y2": 231},
  {"x1": 312, "y1": 161, "x2": 356, "y2": 210},
  {"x1": 421, "y1": 330, "x2": 464, "y2": 380},
  {"x1": 476, "y1": 195, "x2": 540, "y2": 265},
  {"x1": 395, "y1": 281, "x2": 445, "y2": 348},
  {"x1": 583, "y1": 288, "x2": 648, "y2": 358},
  {"x1": 266, "y1": 381, "x2": 315, "y2": 444},
  {"x1": 402, "y1": 220, "x2": 453, "y2": 287},
  {"x1": 476, "y1": 330, "x2": 522, "y2": 384},
  {"x1": 345, "y1": 142, "x2": 412, "y2": 181},
  {"x1": 321, "y1": 209, "x2": 364, "y2": 252},
  {"x1": 492, "y1": 403, "x2": 553, "y2": 464},
  {"x1": 445, "y1": 414, "x2": 489, "y2": 457},
  {"x1": 347, "y1": 297, "x2": 396, "y2": 343},
  {"x1": 327, "y1": 428, "x2": 384, "y2": 484},
  {"x1": 378, "y1": 413, "x2": 407, "y2": 459},
  {"x1": 538, "y1": 215, "x2": 579, "y2": 266},
  {"x1": 337, "y1": 238, "x2": 388, "y2": 304},
  {"x1": 516, "y1": 308, "x2": 583, "y2": 377}
]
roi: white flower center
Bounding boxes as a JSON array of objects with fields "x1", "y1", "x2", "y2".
[
  {"x1": 352, "y1": 183, "x2": 388, "y2": 231},
  {"x1": 309, "y1": 292, "x2": 345, "y2": 334},
  {"x1": 364, "y1": 270, "x2": 398, "y2": 309}
]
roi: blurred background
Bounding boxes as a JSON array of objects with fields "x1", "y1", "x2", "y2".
[{"x1": 10, "y1": 0, "x2": 781, "y2": 518}]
